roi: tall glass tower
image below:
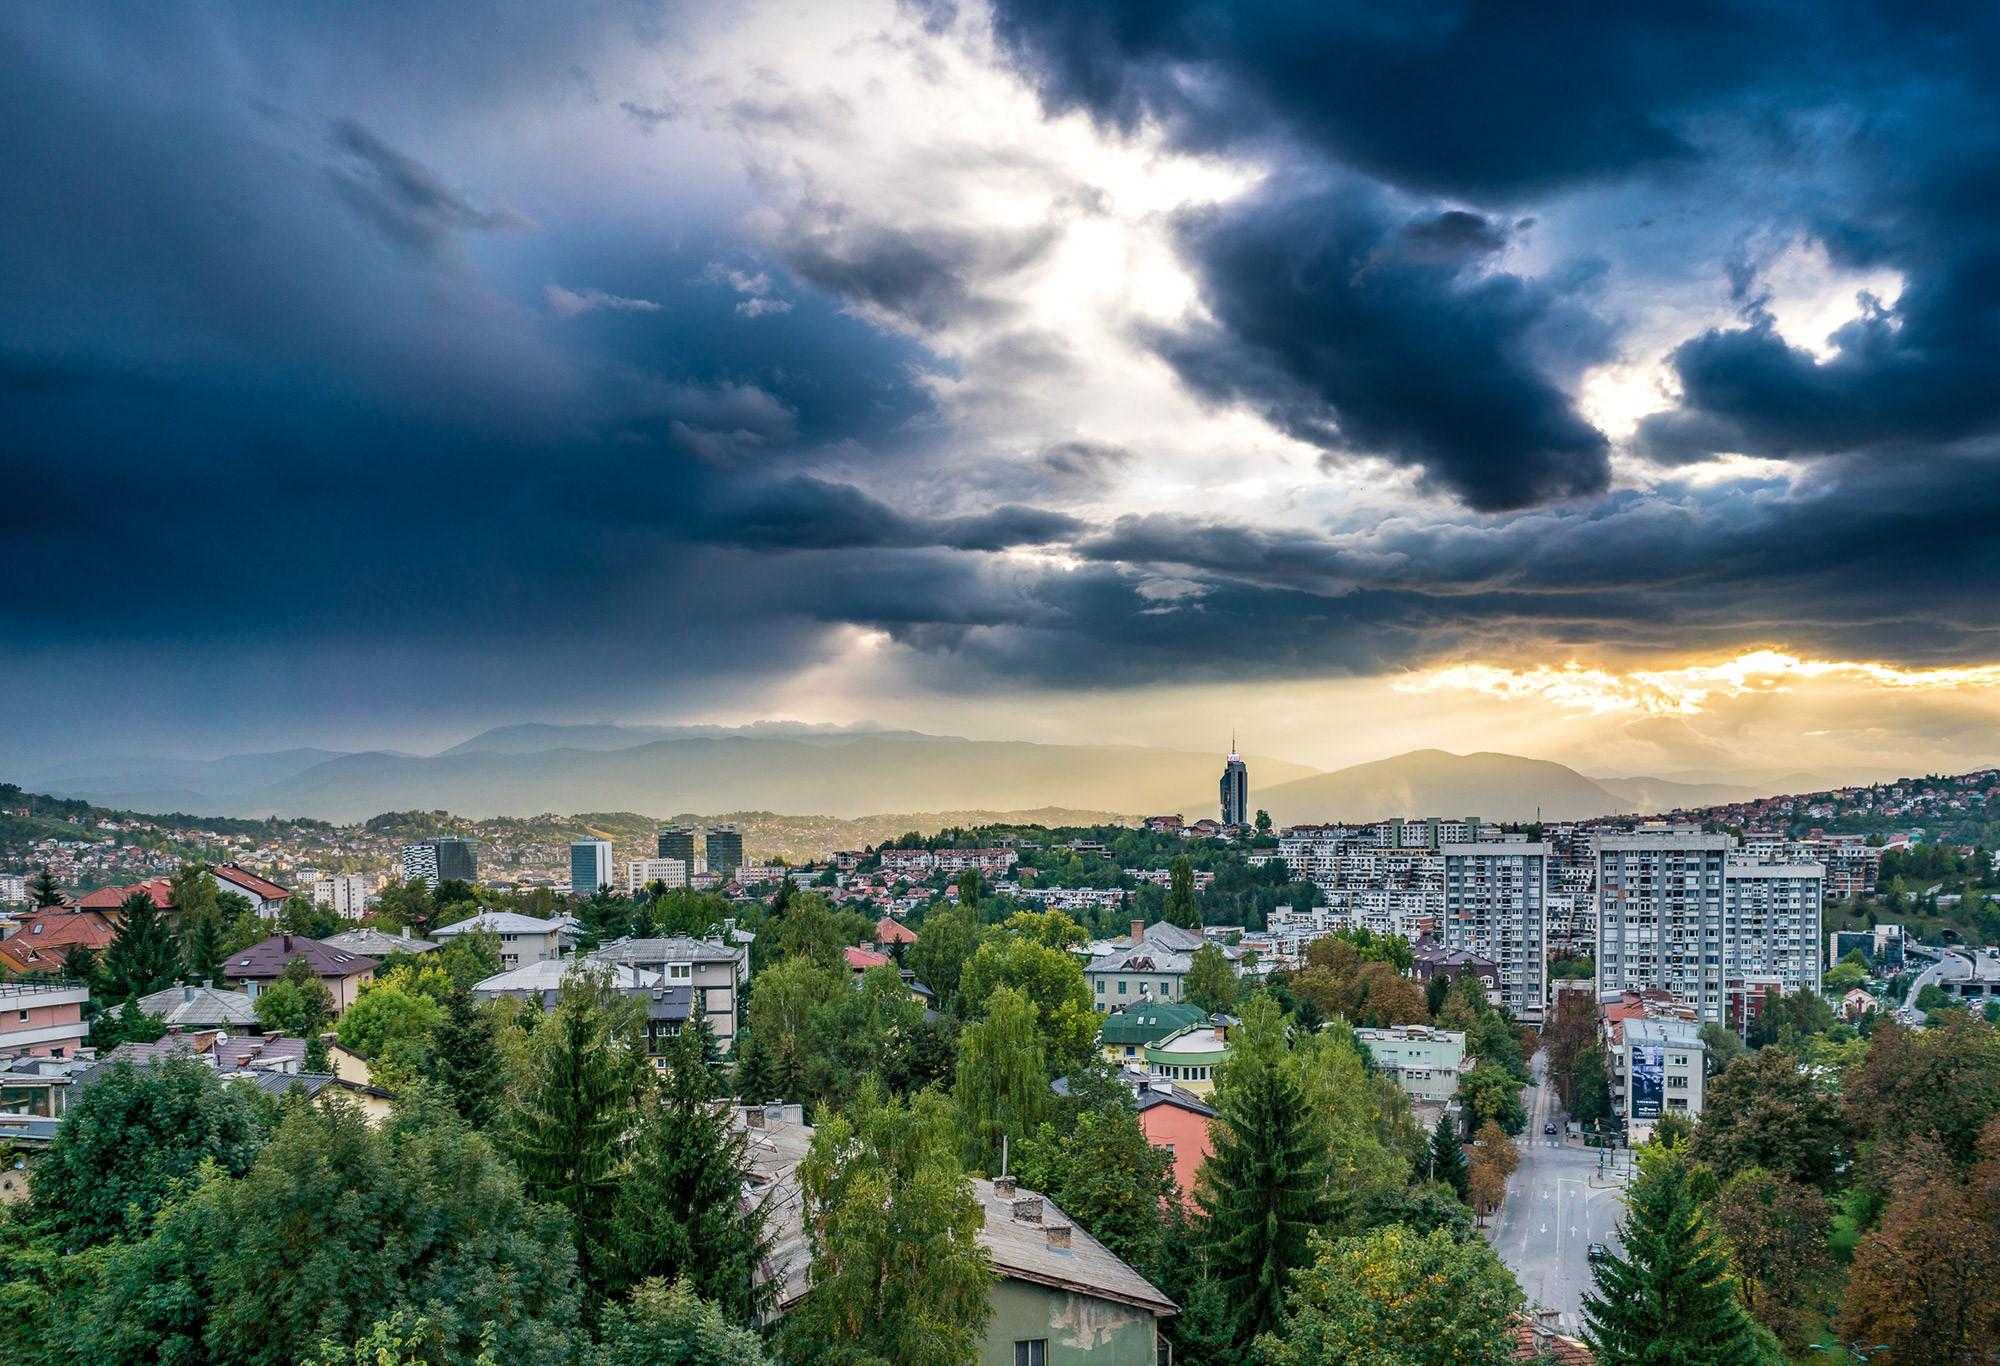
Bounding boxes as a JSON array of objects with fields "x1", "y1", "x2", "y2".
[{"x1": 1220, "y1": 739, "x2": 1249, "y2": 827}]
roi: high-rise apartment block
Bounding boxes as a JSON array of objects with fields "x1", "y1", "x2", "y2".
[
  {"x1": 706, "y1": 824, "x2": 744, "y2": 878},
  {"x1": 1596, "y1": 827, "x2": 1823, "y2": 1023},
  {"x1": 310, "y1": 873, "x2": 376, "y2": 919},
  {"x1": 1441, "y1": 841, "x2": 1548, "y2": 1022},
  {"x1": 400, "y1": 837, "x2": 477, "y2": 889},
  {"x1": 570, "y1": 839, "x2": 615, "y2": 896},
  {"x1": 1220, "y1": 746, "x2": 1248, "y2": 827}
]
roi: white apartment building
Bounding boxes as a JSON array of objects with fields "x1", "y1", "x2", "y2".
[
  {"x1": 433, "y1": 911, "x2": 566, "y2": 969},
  {"x1": 592, "y1": 935, "x2": 749, "y2": 1045},
  {"x1": 1597, "y1": 828, "x2": 1823, "y2": 1023},
  {"x1": 0, "y1": 874, "x2": 27, "y2": 905},
  {"x1": 310, "y1": 874, "x2": 376, "y2": 919},
  {"x1": 1442, "y1": 841, "x2": 1548, "y2": 1022},
  {"x1": 626, "y1": 858, "x2": 688, "y2": 893}
]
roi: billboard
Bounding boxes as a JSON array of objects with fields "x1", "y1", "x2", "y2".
[{"x1": 1630, "y1": 1045, "x2": 1664, "y2": 1121}]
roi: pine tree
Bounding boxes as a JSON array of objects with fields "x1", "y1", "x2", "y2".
[
  {"x1": 1429, "y1": 1109, "x2": 1470, "y2": 1202},
  {"x1": 101, "y1": 890, "x2": 180, "y2": 1000},
  {"x1": 1165, "y1": 854, "x2": 1200, "y2": 929},
  {"x1": 1195, "y1": 992, "x2": 1331, "y2": 1340},
  {"x1": 30, "y1": 867, "x2": 64, "y2": 907},
  {"x1": 507, "y1": 970, "x2": 646, "y2": 1301},
  {"x1": 428, "y1": 987, "x2": 504, "y2": 1130},
  {"x1": 184, "y1": 910, "x2": 226, "y2": 983},
  {"x1": 1582, "y1": 1143, "x2": 1775, "y2": 1365},
  {"x1": 603, "y1": 1025, "x2": 768, "y2": 1320}
]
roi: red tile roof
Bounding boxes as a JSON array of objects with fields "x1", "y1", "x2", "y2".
[
  {"x1": 1512, "y1": 1318, "x2": 1592, "y2": 1364},
  {"x1": 874, "y1": 916, "x2": 919, "y2": 945},
  {"x1": 211, "y1": 864, "x2": 290, "y2": 902},
  {"x1": 0, "y1": 908, "x2": 122, "y2": 977},
  {"x1": 844, "y1": 946, "x2": 892, "y2": 971},
  {"x1": 75, "y1": 878, "x2": 173, "y2": 910}
]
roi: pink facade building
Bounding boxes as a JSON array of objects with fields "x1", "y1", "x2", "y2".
[{"x1": 0, "y1": 982, "x2": 90, "y2": 1059}]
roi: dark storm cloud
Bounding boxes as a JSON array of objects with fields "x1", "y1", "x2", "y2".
[
  {"x1": 1157, "y1": 182, "x2": 1613, "y2": 510},
  {"x1": 327, "y1": 119, "x2": 533, "y2": 257}
]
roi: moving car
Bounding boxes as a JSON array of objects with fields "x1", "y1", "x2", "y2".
[
  {"x1": 1587, "y1": 1243, "x2": 1609, "y2": 1261},
  {"x1": 1544, "y1": 1122, "x2": 1559, "y2": 1135}
]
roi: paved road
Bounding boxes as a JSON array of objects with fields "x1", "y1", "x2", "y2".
[{"x1": 1485, "y1": 1055, "x2": 1629, "y2": 1334}]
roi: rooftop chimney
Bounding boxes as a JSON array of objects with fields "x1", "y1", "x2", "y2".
[
  {"x1": 182, "y1": 984, "x2": 195, "y2": 1004},
  {"x1": 1045, "y1": 1223, "x2": 1072, "y2": 1249},
  {"x1": 745, "y1": 1106, "x2": 766, "y2": 1128},
  {"x1": 993, "y1": 1176, "x2": 1017, "y2": 1199},
  {"x1": 1012, "y1": 1196, "x2": 1043, "y2": 1224},
  {"x1": 281, "y1": 934, "x2": 293, "y2": 952},
  {"x1": 1130, "y1": 918, "x2": 1145, "y2": 946},
  {"x1": 400, "y1": 926, "x2": 411, "y2": 939}
]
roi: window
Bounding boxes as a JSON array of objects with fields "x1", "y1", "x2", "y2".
[
  {"x1": 1118, "y1": 980, "x2": 1128, "y2": 995},
  {"x1": 1015, "y1": 1341, "x2": 1046, "y2": 1366},
  {"x1": 15, "y1": 1011, "x2": 25, "y2": 1023}
]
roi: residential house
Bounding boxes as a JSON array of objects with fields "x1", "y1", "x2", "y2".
[
  {"x1": 74, "y1": 878, "x2": 173, "y2": 917},
  {"x1": 471, "y1": 956, "x2": 660, "y2": 1007},
  {"x1": 222, "y1": 934, "x2": 378, "y2": 1014},
  {"x1": 432, "y1": 911, "x2": 565, "y2": 968},
  {"x1": 77, "y1": 1032, "x2": 391, "y2": 1121},
  {"x1": 1083, "y1": 920, "x2": 1241, "y2": 1008},
  {"x1": 0, "y1": 981, "x2": 89, "y2": 1058},
  {"x1": 874, "y1": 916, "x2": 919, "y2": 950},
  {"x1": 322, "y1": 925, "x2": 440, "y2": 958},
  {"x1": 1132, "y1": 1080, "x2": 1216, "y2": 1202},
  {"x1": 134, "y1": 980, "x2": 259, "y2": 1029},
  {"x1": 1355, "y1": 1024, "x2": 1467, "y2": 1105},
  {"x1": 1409, "y1": 935, "x2": 1502, "y2": 1005},
  {"x1": 745, "y1": 1108, "x2": 1177, "y2": 1364},
  {"x1": 592, "y1": 936, "x2": 748, "y2": 1045},
  {"x1": 0, "y1": 908, "x2": 120, "y2": 978},
  {"x1": 1840, "y1": 986, "x2": 1879, "y2": 1021},
  {"x1": 211, "y1": 863, "x2": 291, "y2": 919}
]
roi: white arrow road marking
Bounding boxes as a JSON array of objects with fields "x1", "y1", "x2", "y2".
[{"x1": 1539, "y1": 1223, "x2": 1548, "y2": 1234}]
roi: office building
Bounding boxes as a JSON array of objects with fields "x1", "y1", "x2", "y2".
[
  {"x1": 626, "y1": 858, "x2": 688, "y2": 894},
  {"x1": 705, "y1": 823, "x2": 745, "y2": 879},
  {"x1": 400, "y1": 837, "x2": 477, "y2": 889},
  {"x1": 1442, "y1": 841, "x2": 1548, "y2": 1022},
  {"x1": 1597, "y1": 828, "x2": 1823, "y2": 1023},
  {"x1": 570, "y1": 840, "x2": 615, "y2": 896},
  {"x1": 1219, "y1": 743, "x2": 1248, "y2": 827},
  {"x1": 656, "y1": 825, "x2": 698, "y2": 870}
]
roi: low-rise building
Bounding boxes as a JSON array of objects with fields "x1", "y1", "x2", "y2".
[
  {"x1": 222, "y1": 934, "x2": 378, "y2": 1014},
  {"x1": 1610, "y1": 1016, "x2": 1706, "y2": 1143},
  {"x1": 1355, "y1": 1023, "x2": 1467, "y2": 1105},
  {"x1": 592, "y1": 935, "x2": 747, "y2": 1045},
  {"x1": 322, "y1": 925, "x2": 440, "y2": 958},
  {"x1": 211, "y1": 863, "x2": 291, "y2": 919},
  {"x1": 746, "y1": 1108, "x2": 1177, "y2": 1364},
  {"x1": 0, "y1": 981, "x2": 89, "y2": 1059},
  {"x1": 134, "y1": 980, "x2": 259, "y2": 1029},
  {"x1": 1098, "y1": 1001, "x2": 1210, "y2": 1069},
  {"x1": 0, "y1": 907, "x2": 121, "y2": 978},
  {"x1": 432, "y1": 911, "x2": 565, "y2": 968},
  {"x1": 1133, "y1": 1080, "x2": 1216, "y2": 1203},
  {"x1": 1144, "y1": 1019, "x2": 1232, "y2": 1097},
  {"x1": 1084, "y1": 920, "x2": 1240, "y2": 1008}
]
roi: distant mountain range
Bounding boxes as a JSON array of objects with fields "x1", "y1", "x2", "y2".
[
  {"x1": 20, "y1": 725, "x2": 1320, "y2": 823},
  {"x1": 17, "y1": 724, "x2": 1888, "y2": 828}
]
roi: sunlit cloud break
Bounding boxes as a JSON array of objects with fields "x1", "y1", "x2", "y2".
[{"x1": 1398, "y1": 650, "x2": 2000, "y2": 717}]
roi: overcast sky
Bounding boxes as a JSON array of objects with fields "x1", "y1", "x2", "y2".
[{"x1": 6, "y1": 1, "x2": 2000, "y2": 781}]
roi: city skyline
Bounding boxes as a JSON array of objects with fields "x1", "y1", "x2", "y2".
[{"x1": 8, "y1": 4, "x2": 2000, "y2": 786}]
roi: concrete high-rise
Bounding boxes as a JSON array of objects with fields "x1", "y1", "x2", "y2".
[
  {"x1": 1219, "y1": 742, "x2": 1248, "y2": 828},
  {"x1": 570, "y1": 839, "x2": 615, "y2": 896},
  {"x1": 706, "y1": 823, "x2": 745, "y2": 878},
  {"x1": 1442, "y1": 841, "x2": 1548, "y2": 1022},
  {"x1": 1596, "y1": 827, "x2": 1823, "y2": 1023}
]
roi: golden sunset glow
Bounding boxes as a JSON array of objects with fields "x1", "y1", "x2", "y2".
[{"x1": 1397, "y1": 649, "x2": 2000, "y2": 717}]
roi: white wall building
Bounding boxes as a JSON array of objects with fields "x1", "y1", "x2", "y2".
[
  {"x1": 1442, "y1": 841, "x2": 1549, "y2": 1022},
  {"x1": 1612, "y1": 1016, "x2": 1707, "y2": 1142},
  {"x1": 1356, "y1": 1024, "x2": 1467, "y2": 1104},
  {"x1": 434, "y1": 911, "x2": 566, "y2": 970},
  {"x1": 310, "y1": 874, "x2": 376, "y2": 919},
  {"x1": 626, "y1": 858, "x2": 688, "y2": 893}
]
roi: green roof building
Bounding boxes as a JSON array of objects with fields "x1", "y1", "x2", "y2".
[{"x1": 1098, "y1": 1001, "x2": 1211, "y2": 1067}]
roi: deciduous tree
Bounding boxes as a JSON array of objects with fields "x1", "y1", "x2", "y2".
[
  {"x1": 1689, "y1": 1046, "x2": 1844, "y2": 1186},
  {"x1": 1709, "y1": 1167, "x2": 1833, "y2": 1352},
  {"x1": 594, "y1": 1278, "x2": 773, "y2": 1366},
  {"x1": 952, "y1": 984, "x2": 1047, "y2": 1172},
  {"x1": 1166, "y1": 854, "x2": 1200, "y2": 929},
  {"x1": 1838, "y1": 1139, "x2": 1999, "y2": 1364},
  {"x1": 1185, "y1": 942, "x2": 1240, "y2": 1014}
]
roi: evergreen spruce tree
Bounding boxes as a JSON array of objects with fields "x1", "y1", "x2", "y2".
[
  {"x1": 508, "y1": 971, "x2": 646, "y2": 1301},
  {"x1": 184, "y1": 910, "x2": 226, "y2": 983},
  {"x1": 603, "y1": 1024, "x2": 768, "y2": 1320},
  {"x1": 428, "y1": 987, "x2": 504, "y2": 1130},
  {"x1": 101, "y1": 890, "x2": 181, "y2": 1000},
  {"x1": 1428, "y1": 1109, "x2": 1471, "y2": 1202},
  {"x1": 1195, "y1": 992, "x2": 1331, "y2": 1340},
  {"x1": 1165, "y1": 854, "x2": 1200, "y2": 929},
  {"x1": 30, "y1": 867, "x2": 64, "y2": 907},
  {"x1": 1582, "y1": 1143, "x2": 1776, "y2": 1365}
]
